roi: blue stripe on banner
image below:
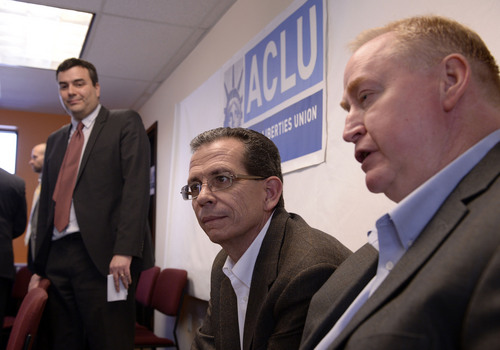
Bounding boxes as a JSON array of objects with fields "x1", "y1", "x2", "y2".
[{"x1": 249, "y1": 89, "x2": 323, "y2": 162}]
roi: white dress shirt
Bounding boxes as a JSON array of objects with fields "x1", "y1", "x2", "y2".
[{"x1": 223, "y1": 213, "x2": 273, "y2": 350}]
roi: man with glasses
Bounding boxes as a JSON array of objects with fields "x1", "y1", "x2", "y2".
[{"x1": 185, "y1": 127, "x2": 351, "y2": 350}]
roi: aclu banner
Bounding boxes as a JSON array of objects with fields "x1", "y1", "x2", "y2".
[
  {"x1": 244, "y1": 0, "x2": 324, "y2": 121},
  {"x1": 223, "y1": 0, "x2": 326, "y2": 173}
]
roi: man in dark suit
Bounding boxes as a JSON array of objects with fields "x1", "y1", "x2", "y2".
[
  {"x1": 0, "y1": 168, "x2": 27, "y2": 329},
  {"x1": 31, "y1": 58, "x2": 153, "y2": 350},
  {"x1": 26, "y1": 143, "x2": 45, "y2": 268},
  {"x1": 300, "y1": 16, "x2": 500, "y2": 350},
  {"x1": 185, "y1": 127, "x2": 351, "y2": 350}
]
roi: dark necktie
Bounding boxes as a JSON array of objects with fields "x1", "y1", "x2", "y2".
[{"x1": 53, "y1": 122, "x2": 84, "y2": 232}]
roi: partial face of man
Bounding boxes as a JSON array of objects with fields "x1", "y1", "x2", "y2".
[
  {"x1": 341, "y1": 33, "x2": 450, "y2": 202},
  {"x1": 188, "y1": 138, "x2": 271, "y2": 256},
  {"x1": 29, "y1": 144, "x2": 45, "y2": 173},
  {"x1": 57, "y1": 66, "x2": 100, "y2": 121}
]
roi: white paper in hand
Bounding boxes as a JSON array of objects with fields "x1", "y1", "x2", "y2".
[{"x1": 107, "y1": 274, "x2": 128, "y2": 302}]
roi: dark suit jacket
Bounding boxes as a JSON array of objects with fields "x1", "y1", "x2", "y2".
[
  {"x1": 192, "y1": 207, "x2": 351, "y2": 350},
  {"x1": 0, "y1": 169, "x2": 27, "y2": 280},
  {"x1": 300, "y1": 142, "x2": 500, "y2": 350},
  {"x1": 34, "y1": 107, "x2": 153, "y2": 277},
  {"x1": 27, "y1": 183, "x2": 40, "y2": 269}
]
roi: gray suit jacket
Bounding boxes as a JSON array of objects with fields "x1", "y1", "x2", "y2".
[
  {"x1": 300, "y1": 142, "x2": 500, "y2": 350},
  {"x1": 192, "y1": 207, "x2": 351, "y2": 350},
  {"x1": 34, "y1": 107, "x2": 154, "y2": 277}
]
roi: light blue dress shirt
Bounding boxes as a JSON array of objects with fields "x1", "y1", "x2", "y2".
[{"x1": 315, "y1": 129, "x2": 500, "y2": 349}]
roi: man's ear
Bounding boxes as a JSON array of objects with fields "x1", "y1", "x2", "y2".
[
  {"x1": 95, "y1": 82, "x2": 101, "y2": 99},
  {"x1": 440, "y1": 53, "x2": 470, "y2": 112},
  {"x1": 263, "y1": 176, "x2": 282, "y2": 210}
]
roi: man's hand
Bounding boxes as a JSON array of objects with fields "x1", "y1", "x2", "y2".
[
  {"x1": 28, "y1": 274, "x2": 42, "y2": 291},
  {"x1": 109, "y1": 255, "x2": 132, "y2": 292}
]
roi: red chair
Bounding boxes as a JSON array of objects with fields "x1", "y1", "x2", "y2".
[
  {"x1": 6, "y1": 287, "x2": 48, "y2": 350},
  {"x1": 134, "y1": 268, "x2": 188, "y2": 350},
  {"x1": 37, "y1": 279, "x2": 50, "y2": 292},
  {"x1": 11, "y1": 267, "x2": 32, "y2": 303},
  {"x1": 3, "y1": 267, "x2": 33, "y2": 330},
  {"x1": 135, "y1": 266, "x2": 160, "y2": 329}
]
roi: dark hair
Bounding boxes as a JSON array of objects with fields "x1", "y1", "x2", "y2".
[
  {"x1": 190, "y1": 127, "x2": 285, "y2": 208},
  {"x1": 56, "y1": 58, "x2": 99, "y2": 86}
]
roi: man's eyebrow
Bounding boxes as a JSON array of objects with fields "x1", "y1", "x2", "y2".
[
  {"x1": 340, "y1": 77, "x2": 364, "y2": 112},
  {"x1": 188, "y1": 168, "x2": 231, "y2": 183},
  {"x1": 346, "y1": 77, "x2": 363, "y2": 98},
  {"x1": 209, "y1": 168, "x2": 231, "y2": 176},
  {"x1": 58, "y1": 78, "x2": 85, "y2": 86},
  {"x1": 340, "y1": 100, "x2": 350, "y2": 112}
]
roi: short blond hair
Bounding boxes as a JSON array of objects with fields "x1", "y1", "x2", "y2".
[{"x1": 351, "y1": 16, "x2": 500, "y2": 100}]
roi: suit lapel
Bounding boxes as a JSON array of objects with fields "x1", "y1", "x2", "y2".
[
  {"x1": 54, "y1": 125, "x2": 71, "y2": 167},
  {"x1": 242, "y1": 208, "x2": 288, "y2": 350},
  {"x1": 301, "y1": 243, "x2": 377, "y2": 349},
  {"x1": 330, "y1": 203, "x2": 467, "y2": 348},
  {"x1": 77, "y1": 107, "x2": 108, "y2": 181},
  {"x1": 219, "y1": 276, "x2": 241, "y2": 350},
  {"x1": 49, "y1": 125, "x2": 71, "y2": 192},
  {"x1": 330, "y1": 142, "x2": 500, "y2": 349}
]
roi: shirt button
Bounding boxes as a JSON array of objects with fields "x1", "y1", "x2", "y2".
[{"x1": 386, "y1": 261, "x2": 394, "y2": 270}]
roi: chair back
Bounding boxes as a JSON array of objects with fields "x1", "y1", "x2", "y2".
[
  {"x1": 6, "y1": 287, "x2": 48, "y2": 350},
  {"x1": 11, "y1": 267, "x2": 32, "y2": 301},
  {"x1": 37, "y1": 279, "x2": 51, "y2": 291},
  {"x1": 151, "y1": 268, "x2": 187, "y2": 316},
  {"x1": 136, "y1": 266, "x2": 160, "y2": 307}
]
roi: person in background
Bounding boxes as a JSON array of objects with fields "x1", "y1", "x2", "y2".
[
  {"x1": 186, "y1": 127, "x2": 351, "y2": 350},
  {"x1": 30, "y1": 58, "x2": 153, "y2": 350},
  {"x1": 300, "y1": 15, "x2": 500, "y2": 350},
  {"x1": 0, "y1": 168, "x2": 27, "y2": 328},
  {"x1": 26, "y1": 143, "x2": 45, "y2": 268}
]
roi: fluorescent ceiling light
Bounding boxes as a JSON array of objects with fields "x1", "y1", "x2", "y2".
[{"x1": 0, "y1": 0, "x2": 93, "y2": 70}]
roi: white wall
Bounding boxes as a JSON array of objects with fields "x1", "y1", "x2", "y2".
[{"x1": 139, "y1": 0, "x2": 500, "y2": 347}]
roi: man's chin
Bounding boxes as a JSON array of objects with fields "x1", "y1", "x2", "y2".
[{"x1": 365, "y1": 171, "x2": 389, "y2": 195}]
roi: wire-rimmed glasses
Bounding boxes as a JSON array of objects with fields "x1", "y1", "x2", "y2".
[{"x1": 181, "y1": 172, "x2": 265, "y2": 200}]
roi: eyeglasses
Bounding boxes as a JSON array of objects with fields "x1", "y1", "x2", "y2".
[{"x1": 181, "y1": 172, "x2": 266, "y2": 200}]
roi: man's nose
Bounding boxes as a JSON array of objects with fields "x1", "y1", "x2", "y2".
[
  {"x1": 343, "y1": 110, "x2": 366, "y2": 143},
  {"x1": 67, "y1": 84, "x2": 76, "y2": 95},
  {"x1": 194, "y1": 183, "x2": 215, "y2": 205}
]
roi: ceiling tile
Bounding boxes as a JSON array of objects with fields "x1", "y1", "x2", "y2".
[
  {"x1": 102, "y1": 0, "x2": 222, "y2": 27},
  {"x1": 83, "y1": 14, "x2": 196, "y2": 81},
  {"x1": 98, "y1": 76, "x2": 151, "y2": 110},
  {"x1": 19, "y1": 0, "x2": 104, "y2": 13}
]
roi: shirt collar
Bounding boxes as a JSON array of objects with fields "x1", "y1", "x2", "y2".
[
  {"x1": 71, "y1": 104, "x2": 101, "y2": 130},
  {"x1": 224, "y1": 212, "x2": 274, "y2": 288},
  {"x1": 386, "y1": 128, "x2": 500, "y2": 251}
]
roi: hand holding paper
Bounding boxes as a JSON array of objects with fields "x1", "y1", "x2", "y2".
[{"x1": 107, "y1": 274, "x2": 128, "y2": 302}]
